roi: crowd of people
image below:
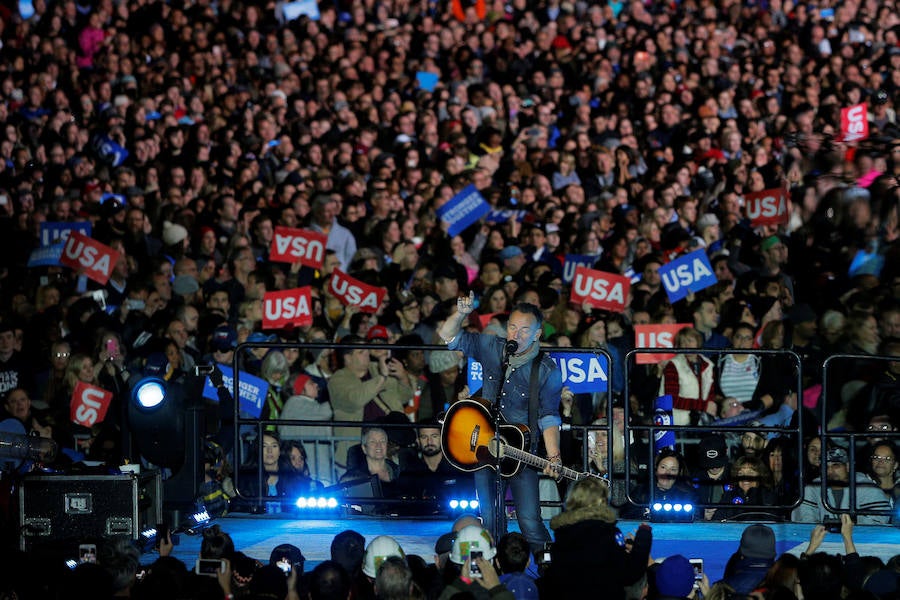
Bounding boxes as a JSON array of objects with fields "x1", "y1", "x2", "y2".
[
  {"x1": 6, "y1": 483, "x2": 900, "y2": 599},
  {"x1": 1, "y1": 0, "x2": 900, "y2": 578}
]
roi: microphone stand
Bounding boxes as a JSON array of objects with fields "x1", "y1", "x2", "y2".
[{"x1": 490, "y1": 344, "x2": 512, "y2": 545}]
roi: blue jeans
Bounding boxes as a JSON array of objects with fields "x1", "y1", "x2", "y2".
[{"x1": 475, "y1": 467, "x2": 551, "y2": 553}]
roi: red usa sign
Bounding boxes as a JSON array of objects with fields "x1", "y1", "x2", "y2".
[
  {"x1": 269, "y1": 226, "x2": 328, "y2": 268},
  {"x1": 329, "y1": 269, "x2": 386, "y2": 314},
  {"x1": 70, "y1": 381, "x2": 113, "y2": 427},
  {"x1": 634, "y1": 323, "x2": 692, "y2": 364},
  {"x1": 478, "y1": 313, "x2": 498, "y2": 330},
  {"x1": 570, "y1": 266, "x2": 630, "y2": 313},
  {"x1": 263, "y1": 288, "x2": 314, "y2": 329},
  {"x1": 60, "y1": 231, "x2": 121, "y2": 285},
  {"x1": 840, "y1": 102, "x2": 868, "y2": 143},
  {"x1": 744, "y1": 188, "x2": 789, "y2": 227}
]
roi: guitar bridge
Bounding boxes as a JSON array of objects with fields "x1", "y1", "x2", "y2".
[{"x1": 470, "y1": 425, "x2": 480, "y2": 451}]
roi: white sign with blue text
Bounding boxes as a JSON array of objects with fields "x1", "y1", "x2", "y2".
[
  {"x1": 201, "y1": 365, "x2": 269, "y2": 418},
  {"x1": 658, "y1": 250, "x2": 717, "y2": 303}
]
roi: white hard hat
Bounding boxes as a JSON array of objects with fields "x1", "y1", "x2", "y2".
[
  {"x1": 362, "y1": 535, "x2": 405, "y2": 578},
  {"x1": 449, "y1": 525, "x2": 496, "y2": 565}
]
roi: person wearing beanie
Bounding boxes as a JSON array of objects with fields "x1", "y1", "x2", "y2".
[
  {"x1": 278, "y1": 374, "x2": 334, "y2": 484},
  {"x1": 756, "y1": 235, "x2": 794, "y2": 302},
  {"x1": 651, "y1": 554, "x2": 707, "y2": 599},
  {"x1": 161, "y1": 220, "x2": 190, "y2": 257},
  {"x1": 792, "y1": 445, "x2": 892, "y2": 524},
  {"x1": 425, "y1": 349, "x2": 464, "y2": 418}
]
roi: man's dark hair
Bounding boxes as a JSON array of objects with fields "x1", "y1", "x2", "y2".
[
  {"x1": 732, "y1": 321, "x2": 756, "y2": 338},
  {"x1": 511, "y1": 302, "x2": 543, "y2": 327},
  {"x1": 798, "y1": 553, "x2": 844, "y2": 600},
  {"x1": 689, "y1": 296, "x2": 715, "y2": 317},
  {"x1": 374, "y1": 555, "x2": 412, "y2": 600},
  {"x1": 330, "y1": 530, "x2": 366, "y2": 577},
  {"x1": 393, "y1": 334, "x2": 424, "y2": 362},
  {"x1": 880, "y1": 336, "x2": 900, "y2": 357},
  {"x1": 309, "y1": 560, "x2": 352, "y2": 600},
  {"x1": 497, "y1": 532, "x2": 531, "y2": 574},
  {"x1": 338, "y1": 334, "x2": 365, "y2": 357}
]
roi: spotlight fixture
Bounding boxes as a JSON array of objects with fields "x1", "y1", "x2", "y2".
[{"x1": 131, "y1": 377, "x2": 167, "y2": 409}]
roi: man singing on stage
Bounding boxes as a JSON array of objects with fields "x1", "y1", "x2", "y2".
[{"x1": 438, "y1": 293, "x2": 563, "y2": 553}]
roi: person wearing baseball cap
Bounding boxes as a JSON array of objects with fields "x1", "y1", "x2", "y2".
[
  {"x1": 721, "y1": 524, "x2": 777, "y2": 595},
  {"x1": 691, "y1": 434, "x2": 732, "y2": 516},
  {"x1": 792, "y1": 444, "x2": 892, "y2": 524}
]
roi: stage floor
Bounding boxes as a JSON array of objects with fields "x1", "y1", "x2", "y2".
[{"x1": 159, "y1": 514, "x2": 900, "y2": 584}]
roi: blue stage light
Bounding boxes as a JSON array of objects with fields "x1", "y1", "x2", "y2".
[
  {"x1": 447, "y1": 497, "x2": 479, "y2": 512},
  {"x1": 650, "y1": 500, "x2": 694, "y2": 522},
  {"x1": 295, "y1": 496, "x2": 339, "y2": 511},
  {"x1": 132, "y1": 377, "x2": 167, "y2": 409}
]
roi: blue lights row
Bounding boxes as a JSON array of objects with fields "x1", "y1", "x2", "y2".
[
  {"x1": 295, "y1": 497, "x2": 340, "y2": 509},
  {"x1": 652, "y1": 502, "x2": 694, "y2": 513}
]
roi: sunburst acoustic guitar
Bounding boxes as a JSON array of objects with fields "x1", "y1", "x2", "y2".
[{"x1": 440, "y1": 397, "x2": 600, "y2": 482}]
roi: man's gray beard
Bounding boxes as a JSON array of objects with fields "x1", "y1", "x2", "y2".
[{"x1": 421, "y1": 446, "x2": 441, "y2": 457}]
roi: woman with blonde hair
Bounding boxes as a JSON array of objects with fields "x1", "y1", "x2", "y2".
[
  {"x1": 540, "y1": 477, "x2": 652, "y2": 598},
  {"x1": 586, "y1": 416, "x2": 633, "y2": 507},
  {"x1": 57, "y1": 352, "x2": 117, "y2": 459}
]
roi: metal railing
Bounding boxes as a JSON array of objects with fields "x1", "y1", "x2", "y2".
[
  {"x1": 622, "y1": 347, "x2": 805, "y2": 518},
  {"x1": 817, "y1": 354, "x2": 899, "y2": 521},
  {"x1": 219, "y1": 339, "x2": 895, "y2": 522}
]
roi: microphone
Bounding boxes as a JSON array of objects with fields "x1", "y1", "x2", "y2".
[{"x1": 504, "y1": 340, "x2": 518, "y2": 357}]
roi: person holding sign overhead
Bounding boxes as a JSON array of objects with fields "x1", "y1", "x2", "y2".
[{"x1": 438, "y1": 293, "x2": 562, "y2": 554}]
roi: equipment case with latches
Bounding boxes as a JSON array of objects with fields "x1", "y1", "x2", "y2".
[{"x1": 18, "y1": 470, "x2": 162, "y2": 552}]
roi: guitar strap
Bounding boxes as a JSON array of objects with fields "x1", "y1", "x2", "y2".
[{"x1": 528, "y1": 353, "x2": 542, "y2": 452}]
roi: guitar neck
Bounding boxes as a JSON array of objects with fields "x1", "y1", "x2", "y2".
[{"x1": 502, "y1": 445, "x2": 586, "y2": 482}]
